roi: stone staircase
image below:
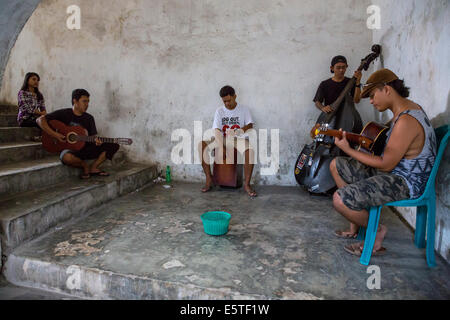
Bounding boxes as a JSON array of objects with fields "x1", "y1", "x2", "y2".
[{"x1": 0, "y1": 104, "x2": 158, "y2": 282}]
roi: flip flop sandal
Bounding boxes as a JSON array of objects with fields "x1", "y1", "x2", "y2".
[
  {"x1": 90, "y1": 171, "x2": 110, "y2": 176},
  {"x1": 245, "y1": 189, "x2": 257, "y2": 198},
  {"x1": 79, "y1": 173, "x2": 90, "y2": 179},
  {"x1": 372, "y1": 247, "x2": 387, "y2": 256},
  {"x1": 344, "y1": 243, "x2": 362, "y2": 256},
  {"x1": 334, "y1": 230, "x2": 358, "y2": 239},
  {"x1": 344, "y1": 243, "x2": 387, "y2": 257}
]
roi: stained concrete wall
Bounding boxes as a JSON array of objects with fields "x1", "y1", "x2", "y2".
[
  {"x1": 371, "y1": 0, "x2": 450, "y2": 262},
  {"x1": 0, "y1": 0, "x2": 42, "y2": 90},
  {"x1": 0, "y1": 0, "x2": 374, "y2": 186}
]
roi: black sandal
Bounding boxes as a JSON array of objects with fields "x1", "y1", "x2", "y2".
[{"x1": 90, "y1": 170, "x2": 110, "y2": 176}]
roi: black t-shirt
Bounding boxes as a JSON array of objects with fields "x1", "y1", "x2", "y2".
[
  {"x1": 313, "y1": 77, "x2": 356, "y2": 106},
  {"x1": 45, "y1": 108, "x2": 97, "y2": 136}
]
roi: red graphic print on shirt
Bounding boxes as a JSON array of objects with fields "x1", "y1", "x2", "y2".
[{"x1": 222, "y1": 124, "x2": 241, "y2": 136}]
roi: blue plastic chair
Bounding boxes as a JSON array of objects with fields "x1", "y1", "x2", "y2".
[{"x1": 357, "y1": 125, "x2": 449, "y2": 267}]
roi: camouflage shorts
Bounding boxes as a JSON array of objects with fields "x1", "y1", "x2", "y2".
[{"x1": 335, "y1": 157, "x2": 410, "y2": 211}]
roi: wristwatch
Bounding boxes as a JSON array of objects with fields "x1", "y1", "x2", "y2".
[{"x1": 355, "y1": 83, "x2": 362, "y2": 89}]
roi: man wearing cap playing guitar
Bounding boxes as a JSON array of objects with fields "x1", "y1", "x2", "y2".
[
  {"x1": 37, "y1": 89, "x2": 120, "y2": 179},
  {"x1": 329, "y1": 68, "x2": 437, "y2": 257}
]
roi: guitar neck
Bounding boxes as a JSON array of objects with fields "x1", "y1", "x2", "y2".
[
  {"x1": 77, "y1": 136, "x2": 118, "y2": 144},
  {"x1": 319, "y1": 130, "x2": 374, "y2": 146}
]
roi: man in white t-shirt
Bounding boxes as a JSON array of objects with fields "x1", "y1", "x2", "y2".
[{"x1": 199, "y1": 85, "x2": 257, "y2": 197}]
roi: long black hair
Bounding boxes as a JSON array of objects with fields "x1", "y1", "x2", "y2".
[{"x1": 20, "y1": 72, "x2": 44, "y2": 101}]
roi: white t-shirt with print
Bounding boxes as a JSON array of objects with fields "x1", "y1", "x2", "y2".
[{"x1": 212, "y1": 104, "x2": 254, "y2": 134}]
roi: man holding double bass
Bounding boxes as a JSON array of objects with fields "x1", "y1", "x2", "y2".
[
  {"x1": 313, "y1": 55, "x2": 362, "y2": 116},
  {"x1": 294, "y1": 55, "x2": 364, "y2": 194}
]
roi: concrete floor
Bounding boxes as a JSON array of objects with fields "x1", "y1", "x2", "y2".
[{"x1": 3, "y1": 182, "x2": 450, "y2": 299}]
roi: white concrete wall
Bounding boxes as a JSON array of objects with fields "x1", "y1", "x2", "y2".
[
  {"x1": 0, "y1": 0, "x2": 374, "y2": 185},
  {"x1": 371, "y1": 0, "x2": 450, "y2": 262}
]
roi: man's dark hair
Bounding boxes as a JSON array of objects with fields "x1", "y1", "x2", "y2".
[
  {"x1": 72, "y1": 89, "x2": 90, "y2": 105},
  {"x1": 219, "y1": 85, "x2": 235, "y2": 98},
  {"x1": 386, "y1": 79, "x2": 410, "y2": 98}
]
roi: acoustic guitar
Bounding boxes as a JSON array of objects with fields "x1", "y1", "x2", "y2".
[
  {"x1": 42, "y1": 120, "x2": 132, "y2": 153},
  {"x1": 311, "y1": 121, "x2": 389, "y2": 156}
]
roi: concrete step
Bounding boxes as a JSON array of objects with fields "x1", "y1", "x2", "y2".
[
  {"x1": 0, "y1": 105, "x2": 18, "y2": 115},
  {"x1": 0, "y1": 162, "x2": 158, "y2": 256},
  {"x1": 0, "y1": 141, "x2": 51, "y2": 164},
  {"x1": 0, "y1": 156, "x2": 78, "y2": 196},
  {"x1": 0, "y1": 127, "x2": 40, "y2": 143},
  {"x1": 0, "y1": 114, "x2": 18, "y2": 127},
  {"x1": 0, "y1": 275, "x2": 81, "y2": 299}
]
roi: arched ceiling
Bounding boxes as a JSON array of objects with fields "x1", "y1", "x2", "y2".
[{"x1": 0, "y1": 0, "x2": 42, "y2": 88}]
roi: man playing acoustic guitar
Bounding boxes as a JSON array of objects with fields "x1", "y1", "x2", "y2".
[
  {"x1": 329, "y1": 68, "x2": 436, "y2": 257},
  {"x1": 37, "y1": 89, "x2": 119, "y2": 179}
]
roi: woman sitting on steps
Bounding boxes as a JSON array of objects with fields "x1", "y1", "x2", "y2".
[{"x1": 17, "y1": 72, "x2": 47, "y2": 141}]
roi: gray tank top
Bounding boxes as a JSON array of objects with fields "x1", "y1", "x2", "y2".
[{"x1": 384, "y1": 108, "x2": 437, "y2": 199}]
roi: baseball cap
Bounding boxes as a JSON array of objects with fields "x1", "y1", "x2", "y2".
[
  {"x1": 331, "y1": 55, "x2": 347, "y2": 67},
  {"x1": 361, "y1": 68, "x2": 399, "y2": 99}
]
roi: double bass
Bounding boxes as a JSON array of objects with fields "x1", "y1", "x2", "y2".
[{"x1": 294, "y1": 45, "x2": 382, "y2": 194}]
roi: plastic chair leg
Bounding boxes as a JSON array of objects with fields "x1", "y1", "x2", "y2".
[
  {"x1": 360, "y1": 206, "x2": 382, "y2": 266},
  {"x1": 426, "y1": 198, "x2": 436, "y2": 267},
  {"x1": 356, "y1": 226, "x2": 366, "y2": 240},
  {"x1": 414, "y1": 205, "x2": 427, "y2": 249}
]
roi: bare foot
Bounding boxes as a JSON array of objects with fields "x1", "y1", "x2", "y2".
[
  {"x1": 244, "y1": 184, "x2": 257, "y2": 197},
  {"x1": 80, "y1": 165, "x2": 90, "y2": 179},
  {"x1": 373, "y1": 224, "x2": 387, "y2": 251},
  {"x1": 201, "y1": 176, "x2": 214, "y2": 193}
]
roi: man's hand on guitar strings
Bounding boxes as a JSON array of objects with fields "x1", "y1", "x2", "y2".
[
  {"x1": 334, "y1": 128, "x2": 350, "y2": 152},
  {"x1": 322, "y1": 105, "x2": 333, "y2": 113},
  {"x1": 54, "y1": 132, "x2": 66, "y2": 143}
]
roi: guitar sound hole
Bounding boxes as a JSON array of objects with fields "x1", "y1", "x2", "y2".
[{"x1": 67, "y1": 133, "x2": 77, "y2": 143}]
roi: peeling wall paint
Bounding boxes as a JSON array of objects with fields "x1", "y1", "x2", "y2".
[
  {"x1": 371, "y1": 0, "x2": 450, "y2": 263},
  {"x1": 0, "y1": 0, "x2": 374, "y2": 186}
]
